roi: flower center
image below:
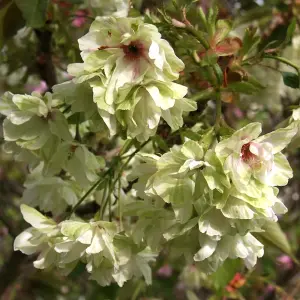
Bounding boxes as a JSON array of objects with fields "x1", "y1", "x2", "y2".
[
  {"x1": 122, "y1": 41, "x2": 144, "y2": 61},
  {"x1": 241, "y1": 142, "x2": 257, "y2": 163}
]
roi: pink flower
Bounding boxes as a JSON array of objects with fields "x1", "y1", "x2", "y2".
[
  {"x1": 72, "y1": 10, "x2": 88, "y2": 28},
  {"x1": 276, "y1": 255, "x2": 293, "y2": 270},
  {"x1": 25, "y1": 80, "x2": 48, "y2": 94},
  {"x1": 157, "y1": 264, "x2": 173, "y2": 278}
]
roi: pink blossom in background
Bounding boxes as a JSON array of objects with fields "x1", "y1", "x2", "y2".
[
  {"x1": 232, "y1": 107, "x2": 244, "y2": 119},
  {"x1": 25, "y1": 80, "x2": 48, "y2": 94},
  {"x1": 157, "y1": 264, "x2": 173, "y2": 278},
  {"x1": 276, "y1": 255, "x2": 293, "y2": 270},
  {"x1": 72, "y1": 10, "x2": 88, "y2": 28}
]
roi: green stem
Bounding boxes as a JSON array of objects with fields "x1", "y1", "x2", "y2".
[
  {"x1": 190, "y1": 88, "x2": 215, "y2": 102},
  {"x1": 67, "y1": 170, "x2": 109, "y2": 218},
  {"x1": 100, "y1": 140, "x2": 150, "y2": 219},
  {"x1": 186, "y1": 26, "x2": 210, "y2": 49},
  {"x1": 264, "y1": 54, "x2": 300, "y2": 72},
  {"x1": 118, "y1": 177, "x2": 123, "y2": 231},
  {"x1": 264, "y1": 54, "x2": 300, "y2": 87},
  {"x1": 215, "y1": 90, "x2": 222, "y2": 132}
]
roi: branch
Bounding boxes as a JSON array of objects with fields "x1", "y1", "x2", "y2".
[{"x1": 35, "y1": 29, "x2": 57, "y2": 90}]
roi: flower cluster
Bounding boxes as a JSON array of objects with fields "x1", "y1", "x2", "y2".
[
  {"x1": 0, "y1": 91, "x2": 104, "y2": 215},
  {"x1": 129, "y1": 123, "x2": 296, "y2": 271},
  {"x1": 15, "y1": 205, "x2": 156, "y2": 286},
  {"x1": 54, "y1": 16, "x2": 196, "y2": 141}
]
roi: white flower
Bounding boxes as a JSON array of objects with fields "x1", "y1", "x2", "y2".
[
  {"x1": 215, "y1": 123, "x2": 296, "y2": 196},
  {"x1": 69, "y1": 16, "x2": 185, "y2": 105}
]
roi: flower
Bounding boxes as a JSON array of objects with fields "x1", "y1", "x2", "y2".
[
  {"x1": 276, "y1": 254, "x2": 293, "y2": 270},
  {"x1": 87, "y1": 0, "x2": 129, "y2": 17},
  {"x1": 64, "y1": 16, "x2": 196, "y2": 141},
  {"x1": 70, "y1": 16, "x2": 185, "y2": 105},
  {"x1": 157, "y1": 264, "x2": 173, "y2": 278},
  {"x1": 22, "y1": 164, "x2": 81, "y2": 215},
  {"x1": 0, "y1": 91, "x2": 72, "y2": 151},
  {"x1": 15, "y1": 205, "x2": 157, "y2": 286},
  {"x1": 25, "y1": 80, "x2": 48, "y2": 94},
  {"x1": 72, "y1": 10, "x2": 89, "y2": 28},
  {"x1": 215, "y1": 123, "x2": 297, "y2": 196}
]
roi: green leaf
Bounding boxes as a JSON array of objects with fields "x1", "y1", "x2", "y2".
[
  {"x1": 15, "y1": 0, "x2": 49, "y2": 28},
  {"x1": 286, "y1": 18, "x2": 297, "y2": 44},
  {"x1": 226, "y1": 81, "x2": 262, "y2": 94},
  {"x1": 282, "y1": 72, "x2": 300, "y2": 89},
  {"x1": 258, "y1": 220, "x2": 293, "y2": 257},
  {"x1": 241, "y1": 27, "x2": 260, "y2": 57},
  {"x1": 0, "y1": 1, "x2": 24, "y2": 48},
  {"x1": 67, "y1": 112, "x2": 85, "y2": 125},
  {"x1": 180, "y1": 129, "x2": 202, "y2": 141},
  {"x1": 153, "y1": 135, "x2": 169, "y2": 152}
]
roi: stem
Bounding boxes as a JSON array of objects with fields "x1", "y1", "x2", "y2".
[
  {"x1": 264, "y1": 54, "x2": 300, "y2": 87},
  {"x1": 101, "y1": 140, "x2": 150, "y2": 219},
  {"x1": 108, "y1": 181, "x2": 112, "y2": 222},
  {"x1": 118, "y1": 177, "x2": 123, "y2": 231},
  {"x1": 34, "y1": 29, "x2": 57, "y2": 90},
  {"x1": 186, "y1": 26, "x2": 210, "y2": 49},
  {"x1": 264, "y1": 54, "x2": 300, "y2": 73},
  {"x1": 75, "y1": 114, "x2": 81, "y2": 142},
  {"x1": 215, "y1": 90, "x2": 222, "y2": 132},
  {"x1": 190, "y1": 88, "x2": 215, "y2": 102},
  {"x1": 67, "y1": 171, "x2": 109, "y2": 218}
]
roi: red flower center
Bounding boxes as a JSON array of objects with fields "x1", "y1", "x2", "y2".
[
  {"x1": 122, "y1": 41, "x2": 144, "y2": 61},
  {"x1": 241, "y1": 142, "x2": 257, "y2": 162}
]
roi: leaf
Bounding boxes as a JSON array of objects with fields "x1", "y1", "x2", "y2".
[
  {"x1": 241, "y1": 27, "x2": 260, "y2": 57},
  {"x1": 67, "y1": 112, "x2": 85, "y2": 124},
  {"x1": 0, "y1": 1, "x2": 25, "y2": 48},
  {"x1": 15, "y1": 0, "x2": 49, "y2": 28},
  {"x1": 226, "y1": 81, "x2": 262, "y2": 94},
  {"x1": 153, "y1": 135, "x2": 169, "y2": 152},
  {"x1": 258, "y1": 220, "x2": 293, "y2": 257},
  {"x1": 282, "y1": 72, "x2": 300, "y2": 89},
  {"x1": 286, "y1": 18, "x2": 297, "y2": 44}
]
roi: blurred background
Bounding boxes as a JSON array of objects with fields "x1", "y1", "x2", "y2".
[{"x1": 1, "y1": 0, "x2": 300, "y2": 299}]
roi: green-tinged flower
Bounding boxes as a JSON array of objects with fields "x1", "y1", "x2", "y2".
[
  {"x1": 65, "y1": 17, "x2": 195, "y2": 141},
  {"x1": 112, "y1": 234, "x2": 157, "y2": 286},
  {"x1": 215, "y1": 123, "x2": 296, "y2": 194},
  {"x1": 87, "y1": 0, "x2": 129, "y2": 17},
  {"x1": 43, "y1": 142, "x2": 105, "y2": 187},
  {"x1": 123, "y1": 199, "x2": 175, "y2": 250},
  {"x1": 0, "y1": 91, "x2": 72, "y2": 151},
  {"x1": 14, "y1": 205, "x2": 157, "y2": 287},
  {"x1": 60, "y1": 220, "x2": 117, "y2": 268},
  {"x1": 14, "y1": 205, "x2": 62, "y2": 270},
  {"x1": 194, "y1": 232, "x2": 264, "y2": 272},
  {"x1": 129, "y1": 131, "x2": 292, "y2": 271},
  {"x1": 72, "y1": 16, "x2": 184, "y2": 103},
  {"x1": 22, "y1": 164, "x2": 81, "y2": 215},
  {"x1": 131, "y1": 141, "x2": 205, "y2": 223},
  {"x1": 116, "y1": 81, "x2": 196, "y2": 141},
  {"x1": 52, "y1": 79, "x2": 114, "y2": 135}
]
